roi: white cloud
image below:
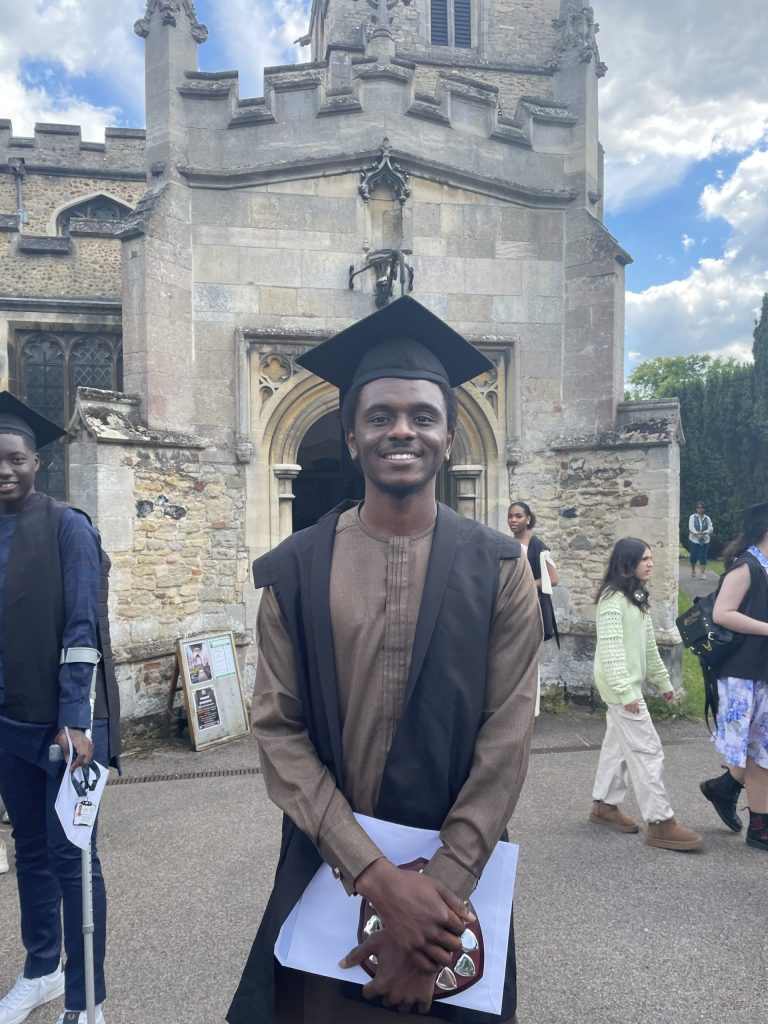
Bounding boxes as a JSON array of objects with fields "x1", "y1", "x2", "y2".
[
  {"x1": 0, "y1": 0, "x2": 144, "y2": 139},
  {"x1": 626, "y1": 150, "x2": 768, "y2": 364},
  {"x1": 0, "y1": 1, "x2": 315, "y2": 140},
  {"x1": 210, "y1": 0, "x2": 311, "y2": 99},
  {"x1": 598, "y1": 0, "x2": 768, "y2": 211},
  {"x1": 681, "y1": 234, "x2": 695, "y2": 250},
  {"x1": 700, "y1": 148, "x2": 768, "y2": 232}
]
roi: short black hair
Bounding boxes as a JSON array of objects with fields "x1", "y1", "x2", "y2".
[
  {"x1": 341, "y1": 378, "x2": 458, "y2": 432},
  {"x1": 0, "y1": 427, "x2": 37, "y2": 453}
]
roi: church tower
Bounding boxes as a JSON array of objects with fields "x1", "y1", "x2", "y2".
[{"x1": 64, "y1": 0, "x2": 680, "y2": 723}]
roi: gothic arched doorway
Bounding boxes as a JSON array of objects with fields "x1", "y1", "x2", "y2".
[{"x1": 292, "y1": 410, "x2": 364, "y2": 532}]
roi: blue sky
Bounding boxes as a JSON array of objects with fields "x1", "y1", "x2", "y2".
[{"x1": 2, "y1": 0, "x2": 767, "y2": 373}]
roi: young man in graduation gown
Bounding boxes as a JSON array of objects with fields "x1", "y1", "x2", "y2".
[
  {"x1": 0, "y1": 393, "x2": 120, "y2": 1024},
  {"x1": 228, "y1": 297, "x2": 542, "y2": 1024}
]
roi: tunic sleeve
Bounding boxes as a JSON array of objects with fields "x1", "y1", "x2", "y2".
[
  {"x1": 251, "y1": 587, "x2": 384, "y2": 892},
  {"x1": 422, "y1": 554, "x2": 542, "y2": 900}
]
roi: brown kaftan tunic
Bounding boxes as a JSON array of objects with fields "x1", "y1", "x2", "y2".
[{"x1": 251, "y1": 507, "x2": 541, "y2": 1022}]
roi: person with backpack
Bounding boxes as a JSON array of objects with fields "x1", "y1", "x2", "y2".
[{"x1": 699, "y1": 501, "x2": 768, "y2": 851}]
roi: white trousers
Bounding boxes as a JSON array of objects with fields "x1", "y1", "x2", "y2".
[{"x1": 592, "y1": 700, "x2": 674, "y2": 824}]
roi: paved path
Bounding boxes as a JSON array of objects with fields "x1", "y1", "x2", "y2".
[
  {"x1": 678, "y1": 562, "x2": 719, "y2": 603},
  {"x1": 1, "y1": 709, "x2": 762, "y2": 1024}
]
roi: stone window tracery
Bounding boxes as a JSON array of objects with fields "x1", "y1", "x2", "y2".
[
  {"x1": 57, "y1": 196, "x2": 133, "y2": 237},
  {"x1": 14, "y1": 330, "x2": 123, "y2": 499},
  {"x1": 431, "y1": 0, "x2": 472, "y2": 48}
]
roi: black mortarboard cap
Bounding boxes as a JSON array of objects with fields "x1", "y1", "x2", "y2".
[
  {"x1": 741, "y1": 500, "x2": 768, "y2": 532},
  {"x1": 295, "y1": 295, "x2": 493, "y2": 395},
  {"x1": 0, "y1": 391, "x2": 66, "y2": 449}
]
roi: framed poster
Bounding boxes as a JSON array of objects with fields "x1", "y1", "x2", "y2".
[{"x1": 174, "y1": 632, "x2": 249, "y2": 751}]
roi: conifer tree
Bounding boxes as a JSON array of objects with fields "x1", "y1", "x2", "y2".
[{"x1": 751, "y1": 293, "x2": 768, "y2": 502}]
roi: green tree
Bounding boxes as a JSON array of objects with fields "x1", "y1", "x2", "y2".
[
  {"x1": 625, "y1": 354, "x2": 732, "y2": 400},
  {"x1": 751, "y1": 293, "x2": 768, "y2": 501},
  {"x1": 626, "y1": 297, "x2": 768, "y2": 555}
]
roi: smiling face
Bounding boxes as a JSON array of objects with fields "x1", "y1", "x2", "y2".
[
  {"x1": 0, "y1": 433, "x2": 39, "y2": 514},
  {"x1": 345, "y1": 377, "x2": 454, "y2": 499},
  {"x1": 507, "y1": 504, "x2": 530, "y2": 537},
  {"x1": 634, "y1": 547, "x2": 654, "y2": 584}
]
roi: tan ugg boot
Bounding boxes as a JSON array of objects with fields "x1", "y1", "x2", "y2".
[
  {"x1": 646, "y1": 817, "x2": 703, "y2": 851},
  {"x1": 589, "y1": 800, "x2": 640, "y2": 833}
]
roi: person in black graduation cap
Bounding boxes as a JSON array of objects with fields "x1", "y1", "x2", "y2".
[
  {"x1": 699, "y1": 501, "x2": 768, "y2": 851},
  {"x1": 0, "y1": 393, "x2": 120, "y2": 1024},
  {"x1": 228, "y1": 297, "x2": 542, "y2": 1024}
]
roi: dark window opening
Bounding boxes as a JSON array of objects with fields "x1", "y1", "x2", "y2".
[
  {"x1": 57, "y1": 196, "x2": 133, "y2": 237},
  {"x1": 292, "y1": 411, "x2": 364, "y2": 533},
  {"x1": 454, "y1": 0, "x2": 471, "y2": 47},
  {"x1": 431, "y1": 0, "x2": 472, "y2": 48},
  {"x1": 431, "y1": 0, "x2": 449, "y2": 45},
  {"x1": 14, "y1": 330, "x2": 123, "y2": 500}
]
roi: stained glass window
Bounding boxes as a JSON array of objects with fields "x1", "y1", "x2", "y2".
[{"x1": 15, "y1": 331, "x2": 123, "y2": 500}]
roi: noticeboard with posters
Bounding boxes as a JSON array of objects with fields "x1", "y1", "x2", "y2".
[{"x1": 174, "y1": 632, "x2": 249, "y2": 751}]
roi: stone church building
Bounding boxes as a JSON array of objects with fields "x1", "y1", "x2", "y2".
[{"x1": 0, "y1": 0, "x2": 682, "y2": 727}]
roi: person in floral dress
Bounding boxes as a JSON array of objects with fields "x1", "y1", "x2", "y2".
[{"x1": 702, "y1": 501, "x2": 768, "y2": 852}]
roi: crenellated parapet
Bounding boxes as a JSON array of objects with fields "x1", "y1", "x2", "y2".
[
  {"x1": 0, "y1": 121, "x2": 145, "y2": 177},
  {"x1": 168, "y1": 49, "x2": 594, "y2": 210}
]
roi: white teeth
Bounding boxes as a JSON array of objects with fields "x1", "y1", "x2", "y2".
[{"x1": 384, "y1": 453, "x2": 416, "y2": 460}]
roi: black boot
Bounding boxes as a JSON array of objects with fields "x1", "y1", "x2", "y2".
[
  {"x1": 746, "y1": 811, "x2": 768, "y2": 851},
  {"x1": 699, "y1": 770, "x2": 743, "y2": 832}
]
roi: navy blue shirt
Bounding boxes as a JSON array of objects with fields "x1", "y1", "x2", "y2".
[{"x1": 0, "y1": 505, "x2": 101, "y2": 730}]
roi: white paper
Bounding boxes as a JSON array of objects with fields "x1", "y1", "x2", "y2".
[
  {"x1": 275, "y1": 813, "x2": 518, "y2": 1014},
  {"x1": 53, "y1": 730, "x2": 108, "y2": 851}
]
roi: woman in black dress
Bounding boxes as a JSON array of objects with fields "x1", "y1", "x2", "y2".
[
  {"x1": 507, "y1": 500, "x2": 558, "y2": 595},
  {"x1": 507, "y1": 501, "x2": 558, "y2": 714}
]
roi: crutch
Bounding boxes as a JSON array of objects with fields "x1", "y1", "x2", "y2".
[{"x1": 50, "y1": 646, "x2": 102, "y2": 1024}]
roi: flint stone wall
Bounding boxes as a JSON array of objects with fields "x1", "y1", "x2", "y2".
[{"x1": 69, "y1": 392, "x2": 251, "y2": 724}]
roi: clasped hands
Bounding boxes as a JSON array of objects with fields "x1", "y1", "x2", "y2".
[{"x1": 339, "y1": 858, "x2": 473, "y2": 1015}]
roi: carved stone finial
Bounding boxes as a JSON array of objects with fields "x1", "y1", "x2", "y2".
[
  {"x1": 352, "y1": 0, "x2": 412, "y2": 41},
  {"x1": 134, "y1": 0, "x2": 208, "y2": 43},
  {"x1": 359, "y1": 137, "x2": 411, "y2": 206},
  {"x1": 552, "y1": 4, "x2": 606, "y2": 77}
]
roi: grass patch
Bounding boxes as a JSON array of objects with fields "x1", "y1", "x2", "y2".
[
  {"x1": 678, "y1": 550, "x2": 725, "y2": 579},
  {"x1": 648, "y1": 588, "x2": 705, "y2": 721}
]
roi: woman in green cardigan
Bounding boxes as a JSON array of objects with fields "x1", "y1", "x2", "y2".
[{"x1": 589, "y1": 538, "x2": 703, "y2": 851}]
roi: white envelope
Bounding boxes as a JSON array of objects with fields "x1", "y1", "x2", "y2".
[{"x1": 275, "y1": 813, "x2": 518, "y2": 1015}]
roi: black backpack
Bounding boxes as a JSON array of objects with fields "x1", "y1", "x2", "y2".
[
  {"x1": 676, "y1": 586, "x2": 735, "y2": 728},
  {"x1": 676, "y1": 590, "x2": 734, "y2": 668}
]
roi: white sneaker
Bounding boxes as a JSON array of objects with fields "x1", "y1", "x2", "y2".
[
  {"x1": 0, "y1": 965, "x2": 64, "y2": 1024},
  {"x1": 0, "y1": 839, "x2": 8, "y2": 874},
  {"x1": 56, "y1": 1008, "x2": 105, "y2": 1024}
]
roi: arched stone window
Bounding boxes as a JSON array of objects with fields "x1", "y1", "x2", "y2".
[
  {"x1": 431, "y1": 0, "x2": 472, "y2": 48},
  {"x1": 56, "y1": 195, "x2": 133, "y2": 237},
  {"x1": 13, "y1": 330, "x2": 123, "y2": 499}
]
